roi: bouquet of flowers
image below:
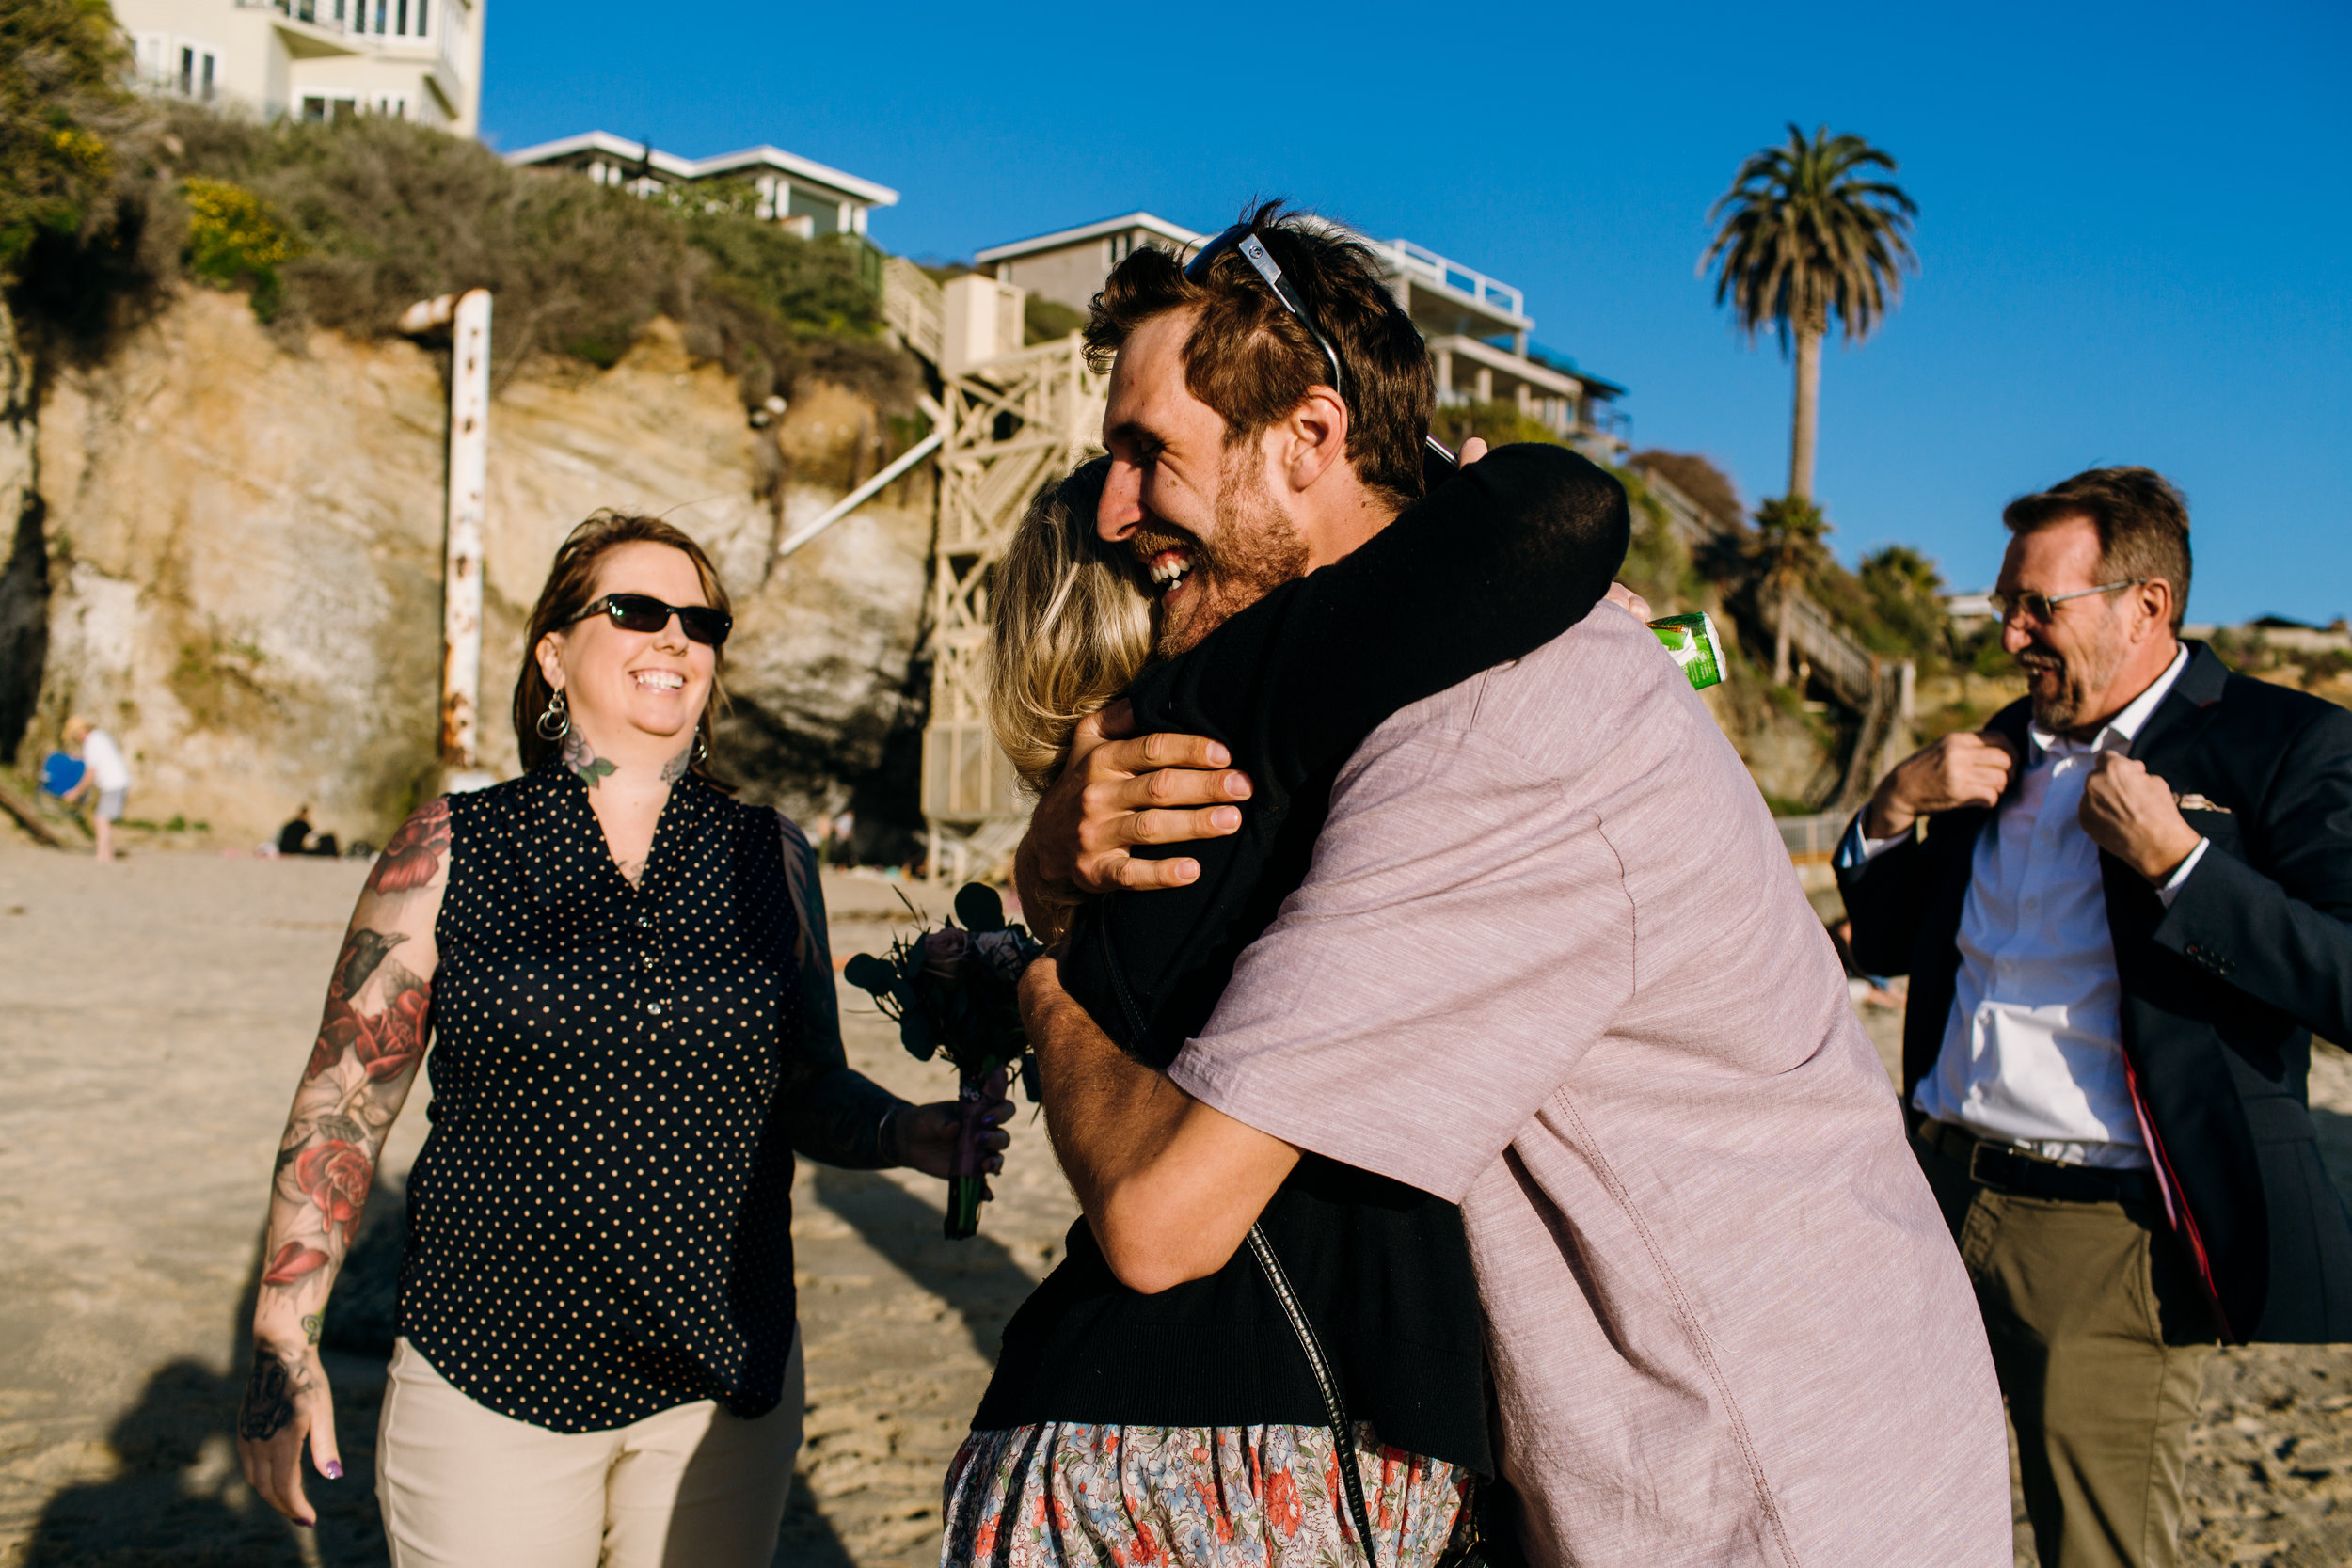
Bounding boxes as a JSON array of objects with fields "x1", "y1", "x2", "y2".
[{"x1": 843, "y1": 883, "x2": 1044, "y2": 1239}]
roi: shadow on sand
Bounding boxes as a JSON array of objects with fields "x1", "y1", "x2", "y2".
[
  {"x1": 805, "y1": 1164, "x2": 1044, "y2": 1364},
  {"x1": 23, "y1": 1181, "x2": 406, "y2": 1567},
  {"x1": 22, "y1": 1176, "x2": 865, "y2": 1567}
]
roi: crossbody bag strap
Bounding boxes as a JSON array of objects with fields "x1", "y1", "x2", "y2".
[{"x1": 1247, "y1": 1222, "x2": 1381, "y2": 1567}]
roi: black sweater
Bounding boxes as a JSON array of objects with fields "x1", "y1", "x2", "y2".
[{"x1": 974, "y1": 445, "x2": 1631, "y2": 1471}]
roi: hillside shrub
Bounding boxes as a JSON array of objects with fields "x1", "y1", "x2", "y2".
[
  {"x1": 1433, "y1": 398, "x2": 1562, "y2": 452},
  {"x1": 6, "y1": 77, "x2": 915, "y2": 412},
  {"x1": 1629, "y1": 450, "x2": 1743, "y2": 531},
  {"x1": 181, "y1": 175, "x2": 298, "y2": 317},
  {"x1": 0, "y1": 0, "x2": 135, "y2": 274},
  {"x1": 1024, "y1": 295, "x2": 1085, "y2": 344}
]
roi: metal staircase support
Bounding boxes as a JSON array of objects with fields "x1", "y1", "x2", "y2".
[{"x1": 917, "y1": 332, "x2": 1105, "y2": 882}]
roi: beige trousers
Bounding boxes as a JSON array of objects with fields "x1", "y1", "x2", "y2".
[
  {"x1": 1915, "y1": 1132, "x2": 2217, "y2": 1568},
  {"x1": 375, "y1": 1334, "x2": 804, "y2": 1568}
]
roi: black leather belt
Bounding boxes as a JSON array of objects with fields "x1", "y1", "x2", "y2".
[{"x1": 1921, "y1": 1120, "x2": 2157, "y2": 1207}]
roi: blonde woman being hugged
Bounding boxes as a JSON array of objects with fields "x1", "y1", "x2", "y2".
[{"x1": 234, "y1": 513, "x2": 1010, "y2": 1566}]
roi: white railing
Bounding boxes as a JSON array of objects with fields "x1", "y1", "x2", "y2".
[
  {"x1": 1378, "y1": 238, "x2": 1524, "y2": 321},
  {"x1": 257, "y1": 0, "x2": 435, "y2": 42},
  {"x1": 881, "y1": 256, "x2": 945, "y2": 368}
]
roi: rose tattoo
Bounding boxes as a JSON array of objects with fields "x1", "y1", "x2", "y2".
[
  {"x1": 369, "y1": 798, "x2": 450, "y2": 895},
  {"x1": 294, "y1": 1141, "x2": 372, "y2": 1233}
]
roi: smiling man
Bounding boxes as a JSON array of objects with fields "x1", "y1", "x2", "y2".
[
  {"x1": 998, "y1": 209, "x2": 2013, "y2": 1568},
  {"x1": 1839, "y1": 467, "x2": 2352, "y2": 1568}
]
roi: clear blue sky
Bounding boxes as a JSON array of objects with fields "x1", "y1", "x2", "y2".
[{"x1": 482, "y1": 0, "x2": 2349, "y2": 625}]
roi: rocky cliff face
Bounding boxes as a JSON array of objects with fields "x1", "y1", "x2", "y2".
[
  {"x1": 18, "y1": 287, "x2": 930, "y2": 847},
  {"x1": 0, "y1": 304, "x2": 41, "y2": 760}
]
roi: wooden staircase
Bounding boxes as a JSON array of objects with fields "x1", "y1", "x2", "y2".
[{"x1": 1630, "y1": 463, "x2": 1914, "y2": 812}]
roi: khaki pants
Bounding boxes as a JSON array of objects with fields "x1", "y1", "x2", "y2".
[
  {"x1": 1915, "y1": 1133, "x2": 2217, "y2": 1568},
  {"x1": 376, "y1": 1335, "x2": 804, "y2": 1568}
]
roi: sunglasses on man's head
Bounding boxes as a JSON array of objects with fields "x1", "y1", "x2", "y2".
[
  {"x1": 568, "y1": 593, "x2": 732, "y2": 647},
  {"x1": 1184, "y1": 225, "x2": 1348, "y2": 402},
  {"x1": 1182, "y1": 223, "x2": 1458, "y2": 484}
]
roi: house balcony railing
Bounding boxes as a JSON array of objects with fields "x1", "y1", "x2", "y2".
[
  {"x1": 1375, "y1": 238, "x2": 1526, "y2": 323},
  {"x1": 250, "y1": 0, "x2": 437, "y2": 45}
]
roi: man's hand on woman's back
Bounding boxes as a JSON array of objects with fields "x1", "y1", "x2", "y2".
[{"x1": 1012, "y1": 700, "x2": 1254, "y2": 913}]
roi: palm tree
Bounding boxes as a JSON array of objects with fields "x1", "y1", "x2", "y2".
[
  {"x1": 1752, "y1": 496, "x2": 1832, "y2": 683},
  {"x1": 1703, "y1": 125, "x2": 1918, "y2": 504}
]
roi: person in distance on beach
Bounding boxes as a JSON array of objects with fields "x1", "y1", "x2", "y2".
[
  {"x1": 233, "y1": 511, "x2": 1012, "y2": 1567},
  {"x1": 1010, "y1": 212, "x2": 2013, "y2": 1564},
  {"x1": 947, "y1": 206, "x2": 1630, "y2": 1568},
  {"x1": 61, "y1": 714, "x2": 131, "y2": 863},
  {"x1": 1839, "y1": 467, "x2": 2352, "y2": 1568}
]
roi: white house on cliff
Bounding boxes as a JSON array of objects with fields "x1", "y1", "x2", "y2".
[
  {"x1": 502, "y1": 132, "x2": 898, "y2": 240},
  {"x1": 975, "y1": 211, "x2": 1627, "y2": 453},
  {"x1": 111, "y1": 0, "x2": 485, "y2": 133}
]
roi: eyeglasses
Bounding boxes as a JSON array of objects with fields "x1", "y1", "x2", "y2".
[
  {"x1": 1182, "y1": 223, "x2": 1459, "y2": 483},
  {"x1": 568, "y1": 593, "x2": 732, "y2": 647},
  {"x1": 1987, "y1": 580, "x2": 2148, "y2": 626}
]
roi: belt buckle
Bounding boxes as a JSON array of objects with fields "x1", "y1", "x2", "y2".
[{"x1": 1965, "y1": 1137, "x2": 2002, "y2": 1188}]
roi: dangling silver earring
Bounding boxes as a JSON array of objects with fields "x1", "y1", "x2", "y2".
[
  {"x1": 693, "y1": 729, "x2": 708, "y2": 764},
  {"x1": 537, "y1": 688, "x2": 571, "y2": 740}
]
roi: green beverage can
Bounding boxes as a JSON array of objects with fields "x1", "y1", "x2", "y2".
[{"x1": 1649, "y1": 611, "x2": 1725, "y2": 690}]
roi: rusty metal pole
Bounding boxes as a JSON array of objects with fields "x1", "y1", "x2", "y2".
[{"x1": 439, "y1": 289, "x2": 494, "y2": 790}]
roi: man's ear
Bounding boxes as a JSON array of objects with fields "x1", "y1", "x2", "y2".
[
  {"x1": 1277, "y1": 388, "x2": 1350, "y2": 495},
  {"x1": 2134, "y1": 579, "x2": 2174, "y2": 643}
]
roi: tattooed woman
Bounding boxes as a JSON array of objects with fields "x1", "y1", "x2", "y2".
[{"x1": 234, "y1": 512, "x2": 1011, "y2": 1564}]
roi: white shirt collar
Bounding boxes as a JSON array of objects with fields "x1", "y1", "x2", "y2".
[{"x1": 2027, "y1": 642, "x2": 2190, "y2": 758}]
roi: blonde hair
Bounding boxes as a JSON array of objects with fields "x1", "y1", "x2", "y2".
[{"x1": 987, "y1": 458, "x2": 1153, "y2": 794}]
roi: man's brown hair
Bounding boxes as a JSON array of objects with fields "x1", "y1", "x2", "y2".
[
  {"x1": 512, "y1": 510, "x2": 735, "y2": 787},
  {"x1": 1083, "y1": 200, "x2": 1433, "y2": 510},
  {"x1": 2003, "y1": 466, "x2": 2193, "y2": 634}
]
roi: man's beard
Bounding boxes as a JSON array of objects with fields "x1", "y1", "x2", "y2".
[
  {"x1": 2020, "y1": 619, "x2": 2126, "y2": 733},
  {"x1": 1139, "y1": 451, "x2": 1310, "y2": 658}
]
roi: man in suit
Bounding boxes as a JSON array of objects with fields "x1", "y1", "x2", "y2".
[{"x1": 1840, "y1": 466, "x2": 2352, "y2": 1568}]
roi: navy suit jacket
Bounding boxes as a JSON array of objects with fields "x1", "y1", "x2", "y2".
[{"x1": 1840, "y1": 641, "x2": 2352, "y2": 1343}]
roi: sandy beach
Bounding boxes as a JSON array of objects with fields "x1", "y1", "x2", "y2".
[{"x1": 1, "y1": 839, "x2": 2347, "y2": 1567}]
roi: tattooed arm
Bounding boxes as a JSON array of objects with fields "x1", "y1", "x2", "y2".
[
  {"x1": 772, "y1": 811, "x2": 1010, "y2": 1179},
  {"x1": 236, "y1": 798, "x2": 450, "y2": 1526}
]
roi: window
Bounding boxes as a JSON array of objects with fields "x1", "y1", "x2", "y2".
[
  {"x1": 179, "y1": 46, "x2": 194, "y2": 96},
  {"x1": 1108, "y1": 232, "x2": 1134, "y2": 265},
  {"x1": 201, "y1": 52, "x2": 215, "y2": 101}
]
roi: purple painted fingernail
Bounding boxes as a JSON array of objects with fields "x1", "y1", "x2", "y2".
[{"x1": 324, "y1": 1460, "x2": 343, "y2": 1480}]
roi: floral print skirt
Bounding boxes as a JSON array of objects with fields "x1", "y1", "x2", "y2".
[{"x1": 942, "y1": 1422, "x2": 1468, "y2": 1568}]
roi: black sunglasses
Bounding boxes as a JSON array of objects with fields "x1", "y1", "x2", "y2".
[
  {"x1": 568, "y1": 593, "x2": 732, "y2": 647},
  {"x1": 1182, "y1": 223, "x2": 1458, "y2": 484}
]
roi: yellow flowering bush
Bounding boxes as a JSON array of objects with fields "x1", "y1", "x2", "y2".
[{"x1": 183, "y1": 175, "x2": 301, "y2": 316}]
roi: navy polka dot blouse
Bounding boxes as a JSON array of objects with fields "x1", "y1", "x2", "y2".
[{"x1": 397, "y1": 765, "x2": 805, "y2": 1433}]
